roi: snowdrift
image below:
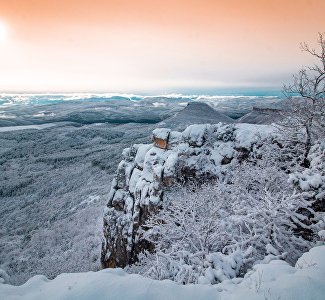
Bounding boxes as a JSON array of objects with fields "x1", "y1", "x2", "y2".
[{"x1": 1, "y1": 245, "x2": 324, "y2": 300}]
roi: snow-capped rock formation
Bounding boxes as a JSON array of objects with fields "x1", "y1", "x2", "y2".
[
  {"x1": 158, "y1": 102, "x2": 234, "y2": 130},
  {"x1": 237, "y1": 107, "x2": 283, "y2": 124},
  {"x1": 101, "y1": 123, "x2": 277, "y2": 268}
]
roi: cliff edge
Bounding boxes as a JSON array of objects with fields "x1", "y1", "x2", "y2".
[{"x1": 101, "y1": 123, "x2": 278, "y2": 268}]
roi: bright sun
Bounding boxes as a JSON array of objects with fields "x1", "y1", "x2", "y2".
[{"x1": 0, "y1": 21, "x2": 8, "y2": 42}]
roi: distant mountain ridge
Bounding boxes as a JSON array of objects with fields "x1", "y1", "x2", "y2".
[
  {"x1": 237, "y1": 107, "x2": 283, "y2": 124},
  {"x1": 158, "y1": 102, "x2": 234, "y2": 130},
  {"x1": 158, "y1": 101, "x2": 286, "y2": 129}
]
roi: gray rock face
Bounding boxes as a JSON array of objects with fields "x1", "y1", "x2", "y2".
[{"x1": 101, "y1": 123, "x2": 277, "y2": 268}]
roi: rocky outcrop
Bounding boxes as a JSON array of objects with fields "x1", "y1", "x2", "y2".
[
  {"x1": 158, "y1": 102, "x2": 234, "y2": 130},
  {"x1": 101, "y1": 123, "x2": 277, "y2": 268},
  {"x1": 238, "y1": 107, "x2": 283, "y2": 124},
  {"x1": 152, "y1": 128, "x2": 171, "y2": 149}
]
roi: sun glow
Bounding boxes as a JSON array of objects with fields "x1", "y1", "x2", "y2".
[{"x1": 0, "y1": 21, "x2": 8, "y2": 42}]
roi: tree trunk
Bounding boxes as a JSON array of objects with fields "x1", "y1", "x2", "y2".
[{"x1": 303, "y1": 121, "x2": 312, "y2": 168}]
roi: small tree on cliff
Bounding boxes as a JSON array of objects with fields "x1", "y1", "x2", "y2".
[{"x1": 281, "y1": 32, "x2": 325, "y2": 167}]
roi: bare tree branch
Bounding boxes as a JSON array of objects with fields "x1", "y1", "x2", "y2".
[{"x1": 280, "y1": 33, "x2": 325, "y2": 167}]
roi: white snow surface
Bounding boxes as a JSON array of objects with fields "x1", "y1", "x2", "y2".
[
  {"x1": 234, "y1": 123, "x2": 275, "y2": 148},
  {"x1": 0, "y1": 123, "x2": 56, "y2": 132},
  {"x1": 152, "y1": 128, "x2": 171, "y2": 140},
  {"x1": 1, "y1": 245, "x2": 324, "y2": 300}
]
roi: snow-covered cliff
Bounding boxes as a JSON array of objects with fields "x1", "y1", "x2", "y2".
[{"x1": 101, "y1": 123, "x2": 278, "y2": 268}]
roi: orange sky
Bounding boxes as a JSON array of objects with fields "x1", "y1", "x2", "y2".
[{"x1": 0, "y1": 0, "x2": 324, "y2": 93}]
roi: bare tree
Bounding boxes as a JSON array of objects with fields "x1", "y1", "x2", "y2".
[{"x1": 282, "y1": 32, "x2": 325, "y2": 167}]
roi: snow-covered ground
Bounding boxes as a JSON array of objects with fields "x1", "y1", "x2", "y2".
[
  {"x1": 0, "y1": 123, "x2": 57, "y2": 132},
  {"x1": 1, "y1": 245, "x2": 324, "y2": 300}
]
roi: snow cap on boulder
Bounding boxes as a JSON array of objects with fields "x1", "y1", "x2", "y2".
[{"x1": 152, "y1": 128, "x2": 171, "y2": 149}]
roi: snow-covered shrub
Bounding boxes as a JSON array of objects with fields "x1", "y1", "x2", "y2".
[
  {"x1": 0, "y1": 269, "x2": 10, "y2": 284},
  {"x1": 214, "y1": 124, "x2": 235, "y2": 142},
  {"x1": 289, "y1": 139, "x2": 325, "y2": 241},
  {"x1": 289, "y1": 170, "x2": 323, "y2": 191},
  {"x1": 289, "y1": 140, "x2": 325, "y2": 194},
  {"x1": 129, "y1": 162, "x2": 318, "y2": 284}
]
